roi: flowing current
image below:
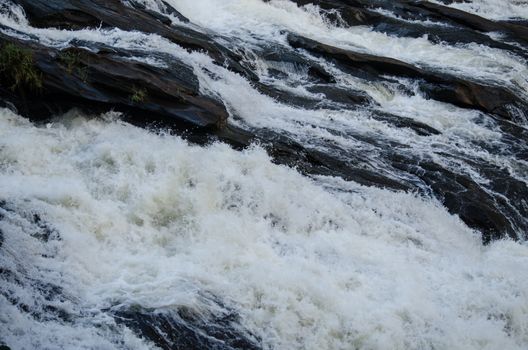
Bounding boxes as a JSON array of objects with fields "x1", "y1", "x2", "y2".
[{"x1": 1, "y1": 1, "x2": 528, "y2": 350}]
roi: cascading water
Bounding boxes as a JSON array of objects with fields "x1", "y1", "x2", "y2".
[
  {"x1": 431, "y1": 0, "x2": 528, "y2": 21},
  {"x1": 1, "y1": 1, "x2": 527, "y2": 349}
]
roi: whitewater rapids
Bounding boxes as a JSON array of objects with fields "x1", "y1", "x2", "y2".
[
  {"x1": 1, "y1": 110, "x2": 527, "y2": 349},
  {"x1": 1, "y1": 0, "x2": 528, "y2": 349}
]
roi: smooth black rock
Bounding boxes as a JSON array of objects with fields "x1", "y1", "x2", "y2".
[
  {"x1": 369, "y1": 111, "x2": 441, "y2": 137},
  {"x1": 306, "y1": 85, "x2": 373, "y2": 106}
]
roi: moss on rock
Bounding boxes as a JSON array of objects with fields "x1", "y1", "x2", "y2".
[{"x1": 0, "y1": 43, "x2": 42, "y2": 91}]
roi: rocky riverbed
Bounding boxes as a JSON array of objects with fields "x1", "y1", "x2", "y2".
[{"x1": 1, "y1": 1, "x2": 528, "y2": 349}]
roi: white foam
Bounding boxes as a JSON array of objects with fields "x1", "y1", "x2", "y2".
[
  {"x1": 1, "y1": 0, "x2": 523, "y2": 201},
  {"x1": 1, "y1": 109, "x2": 527, "y2": 349},
  {"x1": 161, "y1": 0, "x2": 528, "y2": 89},
  {"x1": 431, "y1": 0, "x2": 528, "y2": 21},
  {"x1": 1, "y1": 2, "x2": 528, "y2": 348}
]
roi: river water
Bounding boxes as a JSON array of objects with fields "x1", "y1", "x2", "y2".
[{"x1": 1, "y1": 1, "x2": 528, "y2": 349}]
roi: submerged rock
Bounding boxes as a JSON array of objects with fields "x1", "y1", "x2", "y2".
[
  {"x1": 113, "y1": 305, "x2": 261, "y2": 350},
  {"x1": 0, "y1": 201, "x2": 260, "y2": 349}
]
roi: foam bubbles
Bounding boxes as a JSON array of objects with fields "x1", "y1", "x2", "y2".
[
  {"x1": 1, "y1": 109, "x2": 527, "y2": 349},
  {"x1": 431, "y1": 0, "x2": 528, "y2": 21}
]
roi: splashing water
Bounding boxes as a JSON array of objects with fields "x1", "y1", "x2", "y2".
[{"x1": 1, "y1": 0, "x2": 528, "y2": 349}]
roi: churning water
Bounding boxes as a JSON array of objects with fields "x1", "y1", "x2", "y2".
[{"x1": 1, "y1": 1, "x2": 528, "y2": 349}]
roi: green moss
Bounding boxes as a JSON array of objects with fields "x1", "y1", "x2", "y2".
[
  {"x1": 77, "y1": 66, "x2": 88, "y2": 82},
  {"x1": 0, "y1": 43, "x2": 43, "y2": 91},
  {"x1": 59, "y1": 51, "x2": 79, "y2": 74},
  {"x1": 58, "y1": 50, "x2": 88, "y2": 82},
  {"x1": 130, "y1": 86, "x2": 147, "y2": 104}
]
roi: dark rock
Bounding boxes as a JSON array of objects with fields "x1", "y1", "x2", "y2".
[
  {"x1": 258, "y1": 45, "x2": 336, "y2": 84},
  {"x1": 207, "y1": 123, "x2": 415, "y2": 193},
  {"x1": 419, "y1": 81, "x2": 526, "y2": 125},
  {"x1": 286, "y1": 33, "x2": 528, "y2": 121},
  {"x1": 12, "y1": 0, "x2": 255, "y2": 79},
  {"x1": 306, "y1": 85, "x2": 373, "y2": 106},
  {"x1": 255, "y1": 84, "x2": 331, "y2": 109},
  {"x1": 215, "y1": 118, "x2": 526, "y2": 243},
  {"x1": 370, "y1": 111, "x2": 441, "y2": 136},
  {"x1": 288, "y1": 0, "x2": 528, "y2": 55},
  {"x1": 113, "y1": 304, "x2": 261, "y2": 350},
  {"x1": 389, "y1": 154, "x2": 522, "y2": 243},
  {"x1": 287, "y1": 32, "x2": 426, "y2": 79},
  {"x1": 126, "y1": 0, "x2": 190, "y2": 25},
  {"x1": 253, "y1": 83, "x2": 371, "y2": 110},
  {"x1": 1, "y1": 0, "x2": 525, "y2": 245},
  {"x1": 31, "y1": 213, "x2": 60, "y2": 242},
  {"x1": 0, "y1": 34, "x2": 228, "y2": 128},
  {"x1": 159, "y1": 0, "x2": 190, "y2": 23},
  {"x1": 13, "y1": 0, "x2": 199, "y2": 47},
  {"x1": 412, "y1": 1, "x2": 528, "y2": 44}
]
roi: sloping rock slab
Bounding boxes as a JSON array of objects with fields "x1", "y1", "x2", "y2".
[
  {"x1": 13, "y1": 0, "x2": 255, "y2": 79},
  {"x1": 287, "y1": 33, "x2": 528, "y2": 121},
  {"x1": 0, "y1": 34, "x2": 228, "y2": 128}
]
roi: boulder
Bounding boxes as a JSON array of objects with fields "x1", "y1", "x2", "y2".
[{"x1": 0, "y1": 34, "x2": 228, "y2": 128}]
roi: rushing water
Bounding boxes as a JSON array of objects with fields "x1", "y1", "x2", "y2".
[
  {"x1": 431, "y1": 0, "x2": 528, "y2": 21},
  {"x1": 1, "y1": 1, "x2": 528, "y2": 349}
]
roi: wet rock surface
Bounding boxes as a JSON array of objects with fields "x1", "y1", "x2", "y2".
[
  {"x1": 1, "y1": 0, "x2": 527, "y2": 244},
  {"x1": 1, "y1": 1, "x2": 528, "y2": 349},
  {"x1": 290, "y1": 0, "x2": 528, "y2": 46},
  {"x1": 0, "y1": 33, "x2": 228, "y2": 128},
  {"x1": 114, "y1": 305, "x2": 261, "y2": 350},
  {"x1": 13, "y1": 0, "x2": 248, "y2": 74},
  {"x1": 286, "y1": 32, "x2": 528, "y2": 120}
]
